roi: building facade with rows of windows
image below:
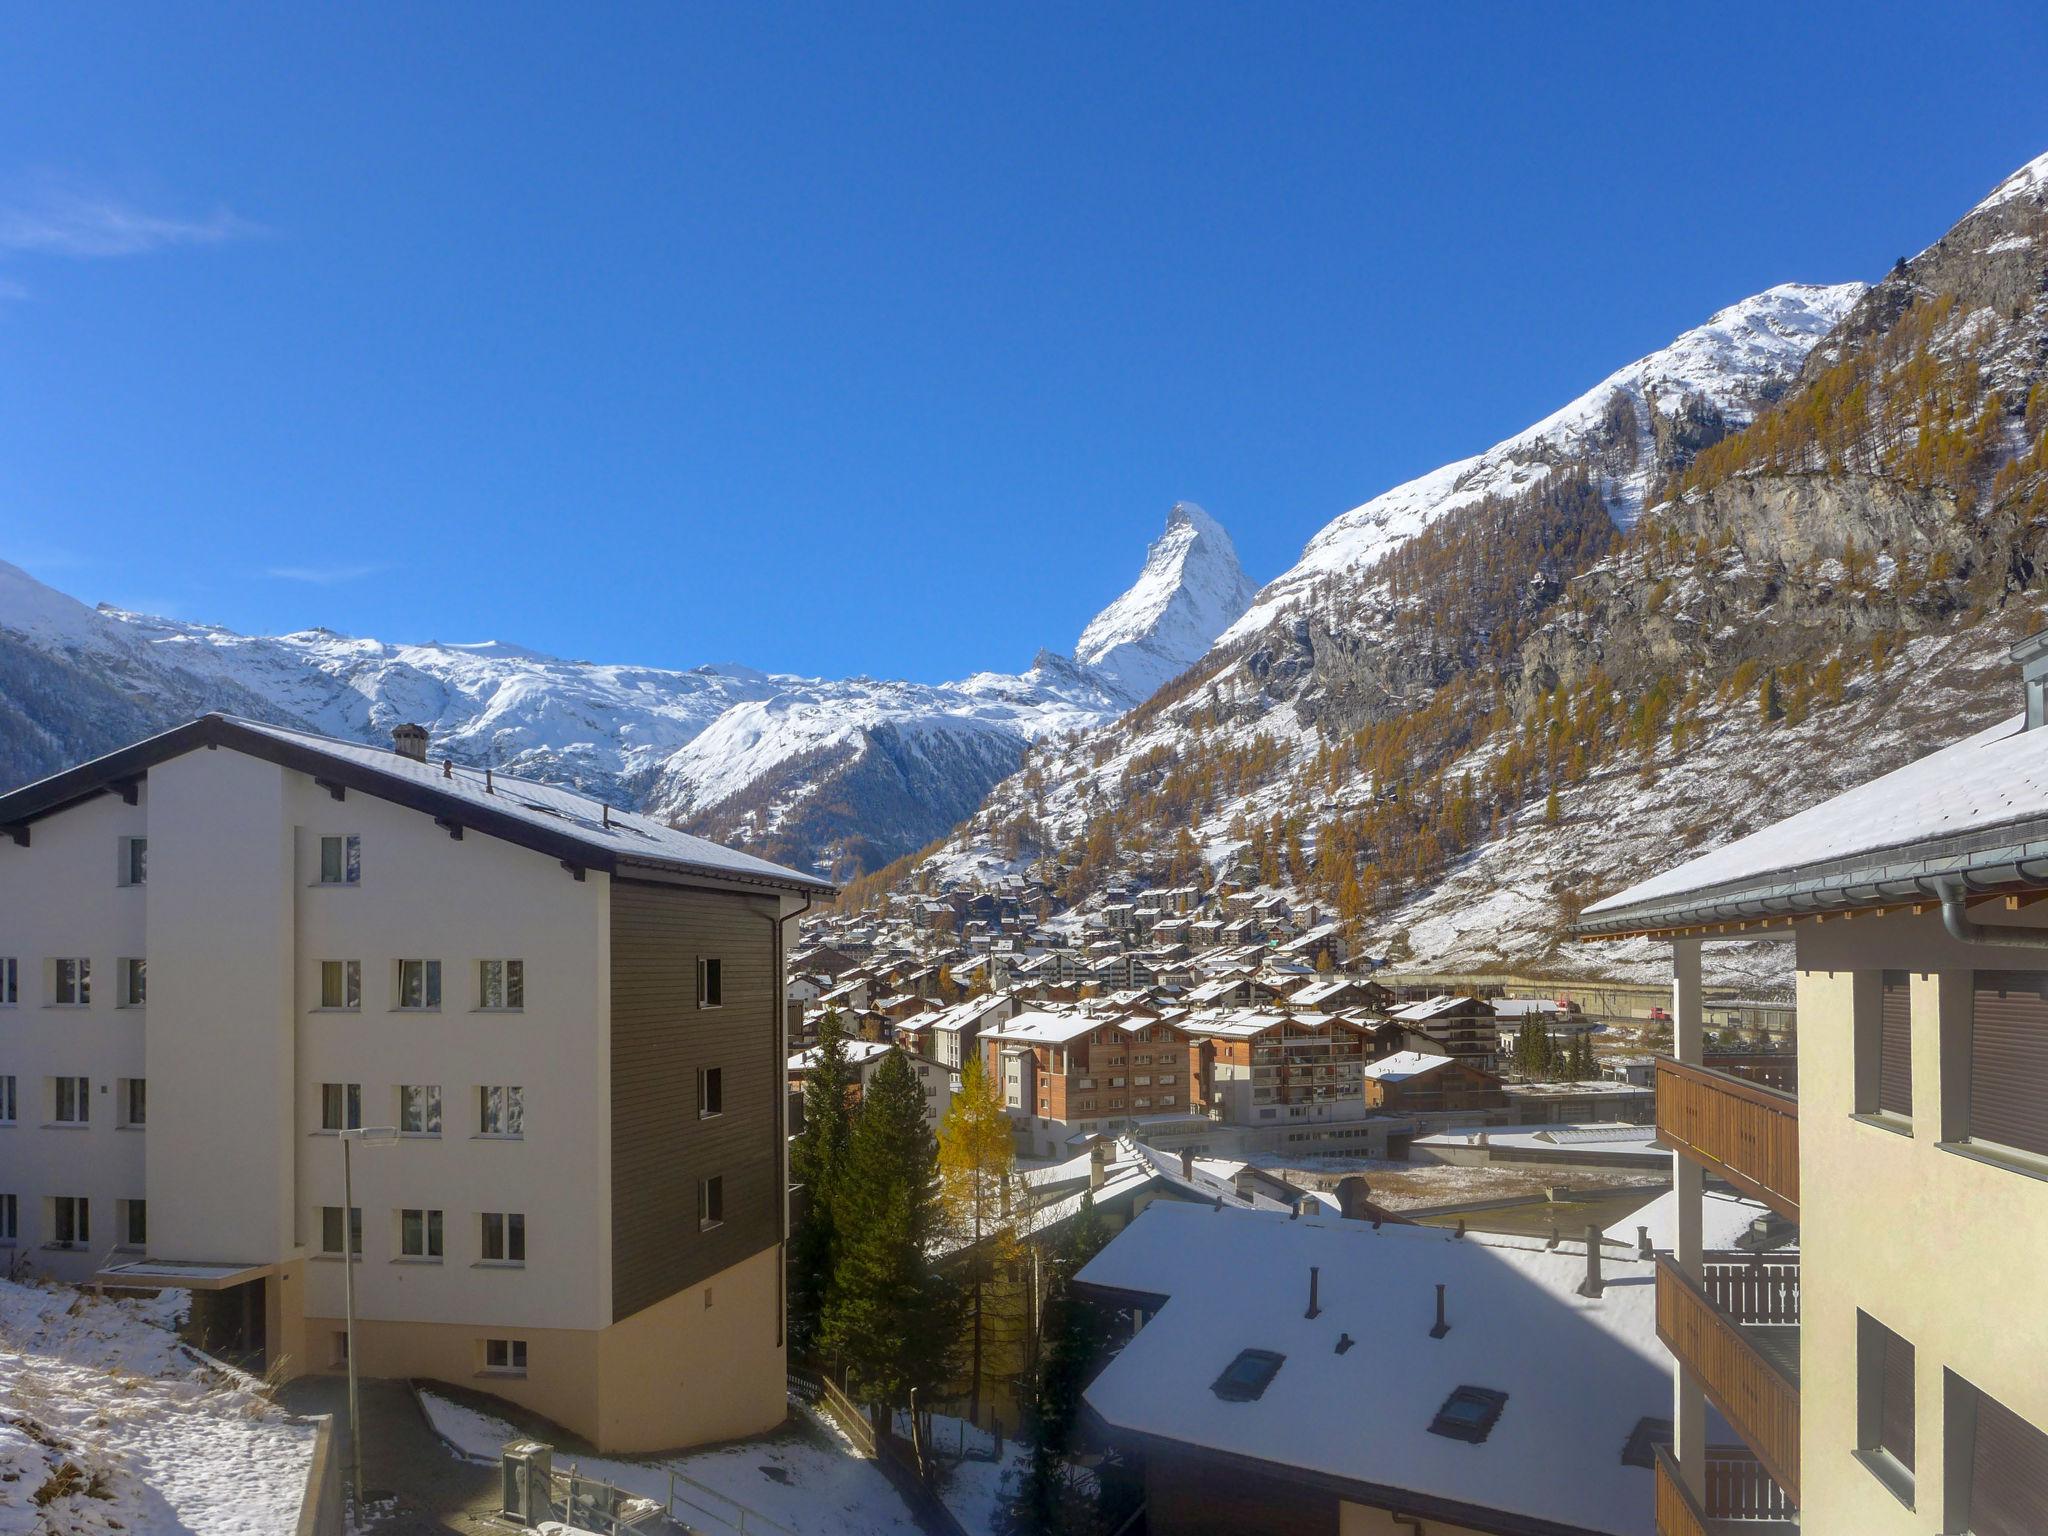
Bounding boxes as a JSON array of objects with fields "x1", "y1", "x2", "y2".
[
  {"x1": 0, "y1": 713, "x2": 831, "y2": 1453},
  {"x1": 1580, "y1": 635, "x2": 2048, "y2": 1536}
]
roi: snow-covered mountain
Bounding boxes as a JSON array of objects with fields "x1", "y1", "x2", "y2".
[
  {"x1": 1076, "y1": 502, "x2": 1258, "y2": 701},
  {"x1": 1220, "y1": 282, "x2": 1867, "y2": 644},
  {"x1": 0, "y1": 501, "x2": 1260, "y2": 877}
]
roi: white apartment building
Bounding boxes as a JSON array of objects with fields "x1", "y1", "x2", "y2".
[{"x1": 0, "y1": 713, "x2": 832, "y2": 1453}]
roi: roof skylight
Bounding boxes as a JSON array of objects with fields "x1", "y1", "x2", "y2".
[
  {"x1": 1428, "y1": 1385, "x2": 1508, "y2": 1443},
  {"x1": 1211, "y1": 1348, "x2": 1285, "y2": 1402}
]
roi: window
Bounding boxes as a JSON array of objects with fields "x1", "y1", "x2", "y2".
[
  {"x1": 1858, "y1": 1311, "x2": 1916, "y2": 1502},
  {"x1": 0, "y1": 1194, "x2": 14, "y2": 1242},
  {"x1": 1965, "y1": 973, "x2": 2048, "y2": 1159},
  {"x1": 0, "y1": 957, "x2": 15, "y2": 1005},
  {"x1": 321, "y1": 1082, "x2": 363, "y2": 1131},
  {"x1": 699, "y1": 1175, "x2": 724, "y2": 1230},
  {"x1": 480, "y1": 1211, "x2": 525, "y2": 1264},
  {"x1": 0, "y1": 1075, "x2": 15, "y2": 1123},
  {"x1": 697, "y1": 957, "x2": 722, "y2": 1008},
  {"x1": 119, "y1": 836, "x2": 147, "y2": 886},
  {"x1": 319, "y1": 960, "x2": 361, "y2": 1011},
  {"x1": 698, "y1": 1066, "x2": 723, "y2": 1119},
  {"x1": 396, "y1": 960, "x2": 441, "y2": 1010},
  {"x1": 398, "y1": 1084, "x2": 441, "y2": 1135},
  {"x1": 1429, "y1": 1385, "x2": 1510, "y2": 1443},
  {"x1": 478, "y1": 959, "x2": 524, "y2": 1011},
  {"x1": 1952, "y1": 1375, "x2": 2048, "y2": 1536},
  {"x1": 51, "y1": 1196, "x2": 88, "y2": 1247},
  {"x1": 478, "y1": 1085, "x2": 524, "y2": 1137},
  {"x1": 1211, "y1": 1348, "x2": 1285, "y2": 1401},
  {"x1": 318, "y1": 834, "x2": 361, "y2": 885},
  {"x1": 118, "y1": 958, "x2": 147, "y2": 1009},
  {"x1": 320, "y1": 1205, "x2": 364, "y2": 1257},
  {"x1": 120, "y1": 1198, "x2": 146, "y2": 1248},
  {"x1": 400, "y1": 1208, "x2": 444, "y2": 1260},
  {"x1": 120, "y1": 1078, "x2": 146, "y2": 1128},
  {"x1": 482, "y1": 1338, "x2": 527, "y2": 1376},
  {"x1": 53, "y1": 959, "x2": 90, "y2": 1007},
  {"x1": 53, "y1": 1076, "x2": 89, "y2": 1124}
]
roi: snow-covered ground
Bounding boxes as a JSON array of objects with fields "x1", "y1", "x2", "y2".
[
  {"x1": 0, "y1": 1279, "x2": 317, "y2": 1536},
  {"x1": 419, "y1": 1389, "x2": 930, "y2": 1536}
]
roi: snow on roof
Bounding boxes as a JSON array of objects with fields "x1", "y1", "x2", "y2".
[
  {"x1": 1077, "y1": 1203, "x2": 1665, "y2": 1535},
  {"x1": 1390, "y1": 994, "x2": 1489, "y2": 1022},
  {"x1": 1414, "y1": 1122, "x2": 1664, "y2": 1155},
  {"x1": 1607, "y1": 1187, "x2": 1780, "y2": 1255},
  {"x1": 789, "y1": 1040, "x2": 895, "y2": 1071},
  {"x1": 1360, "y1": 1051, "x2": 1455, "y2": 1083},
  {"x1": 1582, "y1": 710, "x2": 2048, "y2": 930}
]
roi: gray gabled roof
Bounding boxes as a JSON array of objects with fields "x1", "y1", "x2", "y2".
[{"x1": 0, "y1": 713, "x2": 836, "y2": 896}]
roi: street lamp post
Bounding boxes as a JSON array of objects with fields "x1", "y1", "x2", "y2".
[{"x1": 338, "y1": 1125, "x2": 398, "y2": 1516}]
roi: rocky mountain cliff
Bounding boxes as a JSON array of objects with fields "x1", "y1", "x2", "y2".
[
  {"x1": 880, "y1": 149, "x2": 2048, "y2": 987},
  {"x1": 0, "y1": 501, "x2": 1261, "y2": 877}
]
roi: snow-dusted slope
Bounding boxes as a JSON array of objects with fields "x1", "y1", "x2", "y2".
[
  {"x1": 0, "y1": 502, "x2": 1253, "y2": 875},
  {"x1": 1221, "y1": 282, "x2": 1867, "y2": 644},
  {"x1": 1076, "y1": 501, "x2": 1258, "y2": 701}
]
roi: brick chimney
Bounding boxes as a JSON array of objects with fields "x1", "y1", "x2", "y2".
[
  {"x1": 1089, "y1": 1141, "x2": 1108, "y2": 1192},
  {"x1": 391, "y1": 723, "x2": 430, "y2": 762}
]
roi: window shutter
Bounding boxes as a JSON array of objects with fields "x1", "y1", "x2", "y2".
[
  {"x1": 1878, "y1": 971, "x2": 1912, "y2": 1117},
  {"x1": 1970, "y1": 974, "x2": 2048, "y2": 1157},
  {"x1": 1879, "y1": 1331, "x2": 1915, "y2": 1471},
  {"x1": 1970, "y1": 1387, "x2": 2048, "y2": 1536}
]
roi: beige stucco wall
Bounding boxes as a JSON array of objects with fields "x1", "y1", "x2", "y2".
[
  {"x1": 1338, "y1": 1500, "x2": 1492, "y2": 1536},
  {"x1": 0, "y1": 785, "x2": 150, "y2": 1283},
  {"x1": 1797, "y1": 912, "x2": 2048, "y2": 1535}
]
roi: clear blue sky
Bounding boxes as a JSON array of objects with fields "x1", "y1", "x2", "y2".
[{"x1": 2, "y1": 4, "x2": 2044, "y2": 683}]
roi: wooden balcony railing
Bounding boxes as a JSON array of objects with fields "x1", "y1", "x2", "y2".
[
  {"x1": 1657, "y1": 1444, "x2": 1798, "y2": 1535},
  {"x1": 1656, "y1": 1057, "x2": 1800, "y2": 1221},
  {"x1": 1655, "y1": 1447, "x2": 1709, "y2": 1536},
  {"x1": 1657, "y1": 1255, "x2": 1801, "y2": 1503}
]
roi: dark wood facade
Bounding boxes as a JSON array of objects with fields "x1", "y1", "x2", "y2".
[{"x1": 609, "y1": 877, "x2": 784, "y2": 1321}]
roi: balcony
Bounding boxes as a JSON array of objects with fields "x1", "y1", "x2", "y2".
[
  {"x1": 1656, "y1": 1254, "x2": 1800, "y2": 1505},
  {"x1": 1656, "y1": 1057, "x2": 1799, "y2": 1221},
  {"x1": 1656, "y1": 1446, "x2": 1800, "y2": 1535}
]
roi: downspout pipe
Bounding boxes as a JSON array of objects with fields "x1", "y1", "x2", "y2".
[{"x1": 1936, "y1": 877, "x2": 2048, "y2": 949}]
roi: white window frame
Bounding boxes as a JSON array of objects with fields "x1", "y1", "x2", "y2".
[
  {"x1": 697, "y1": 956, "x2": 723, "y2": 1009},
  {"x1": 478, "y1": 1085, "x2": 524, "y2": 1138},
  {"x1": 480, "y1": 1211, "x2": 526, "y2": 1265},
  {"x1": 698, "y1": 1065, "x2": 723, "y2": 1119},
  {"x1": 399, "y1": 1207, "x2": 444, "y2": 1261},
  {"x1": 395, "y1": 959, "x2": 441, "y2": 1011},
  {"x1": 398, "y1": 1084, "x2": 442, "y2": 1136},
  {"x1": 317, "y1": 834, "x2": 361, "y2": 886},
  {"x1": 117, "y1": 957, "x2": 146, "y2": 1009},
  {"x1": 50, "y1": 1194, "x2": 89, "y2": 1247},
  {"x1": 698, "y1": 1174, "x2": 724, "y2": 1231},
  {"x1": 318, "y1": 960, "x2": 362, "y2": 1011},
  {"x1": 52, "y1": 1076, "x2": 89, "y2": 1125},
  {"x1": 482, "y1": 1338, "x2": 527, "y2": 1376},
  {"x1": 119, "y1": 1077, "x2": 146, "y2": 1128},
  {"x1": 51, "y1": 958, "x2": 91, "y2": 1008},
  {"x1": 320, "y1": 1205, "x2": 363, "y2": 1258},
  {"x1": 478, "y1": 959, "x2": 524, "y2": 1011},
  {"x1": 118, "y1": 836, "x2": 148, "y2": 887},
  {"x1": 321, "y1": 1082, "x2": 363, "y2": 1132}
]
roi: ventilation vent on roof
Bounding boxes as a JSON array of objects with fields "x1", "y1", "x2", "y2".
[
  {"x1": 1429, "y1": 1386, "x2": 1508, "y2": 1444},
  {"x1": 1211, "y1": 1348, "x2": 1284, "y2": 1402}
]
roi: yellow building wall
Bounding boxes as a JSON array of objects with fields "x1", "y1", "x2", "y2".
[{"x1": 1797, "y1": 915, "x2": 2048, "y2": 1535}]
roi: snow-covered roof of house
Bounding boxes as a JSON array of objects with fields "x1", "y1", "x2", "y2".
[
  {"x1": 1414, "y1": 1123, "x2": 1662, "y2": 1155},
  {"x1": 1490, "y1": 998, "x2": 1567, "y2": 1018},
  {"x1": 979, "y1": 1009, "x2": 1102, "y2": 1046},
  {"x1": 1607, "y1": 1187, "x2": 1783, "y2": 1256},
  {"x1": 1076, "y1": 1203, "x2": 1666, "y2": 1535},
  {"x1": 1580, "y1": 704, "x2": 2048, "y2": 935},
  {"x1": 1391, "y1": 994, "x2": 1492, "y2": 1022},
  {"x1": 1360, "y1": 1051, "x2": 1455, "y2": 1084},
  {"x1": 1290, "y1": 978, "x2": 1374, "y2": 1008},
  {"x1": 0, "y1": 712, "x2": 836, "y2": 894},
  {"x1": 788, "y1": 1040, "x2": 896, "y2": 1072}
]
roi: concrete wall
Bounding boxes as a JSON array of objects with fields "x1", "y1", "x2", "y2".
[{"x1": 1797, "y1": 912, "x2": 2048, "y2": 1536}]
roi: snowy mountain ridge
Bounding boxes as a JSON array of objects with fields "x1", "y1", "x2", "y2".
[
  {"x1": 1220, "y1": 281, "x2": 1868, "y2": 644},
  {"x1": 0, "y1": 499, "x2": 1259, "y2": 877}
]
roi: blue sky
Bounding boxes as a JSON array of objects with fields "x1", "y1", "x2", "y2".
[{"x1": 1, "y1": 4, "x2": 2044, "y2": 682}]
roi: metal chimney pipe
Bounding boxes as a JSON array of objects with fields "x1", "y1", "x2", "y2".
[
  {"x1": 1578, "y1": 1225, "x2": 1605, "y2": 1298},
  {"x1": 1306, "y1": 1266, "x2": 1321, "y2": 1320},
  {"x1": 1430, "y1": 1283, "x2": 1449, "y2": 1339}
]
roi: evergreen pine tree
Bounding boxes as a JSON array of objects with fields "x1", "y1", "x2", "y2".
[
  {"x1": 820, "y1": 1049, "x2": 956, "y2": 1409},
  {"x1": 789, "y1": 1009, "x2": 855, "y2": 1355}
]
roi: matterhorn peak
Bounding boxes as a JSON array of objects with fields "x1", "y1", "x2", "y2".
[{"x1": 1075, "y1": 501, "x2": 1259, "y2": 704}]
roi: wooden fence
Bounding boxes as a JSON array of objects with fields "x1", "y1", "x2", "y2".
[{"x1": 1656, "y1": 1056, "x2": 1800, "y2": 1221}]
